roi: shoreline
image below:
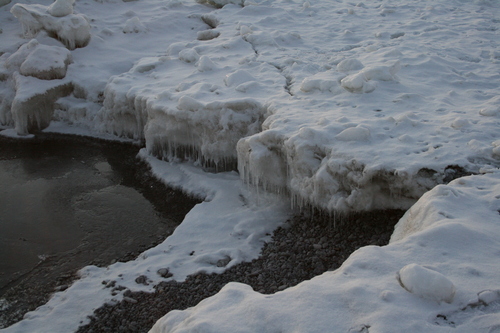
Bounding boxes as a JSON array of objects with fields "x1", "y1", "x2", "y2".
[{"x1": 77, "y1": 210, "x2": 403, "y2": 332}]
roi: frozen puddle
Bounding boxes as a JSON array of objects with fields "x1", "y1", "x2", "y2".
[{"x1": 0, "y1": 133, "x2": 199, "y2": 328}]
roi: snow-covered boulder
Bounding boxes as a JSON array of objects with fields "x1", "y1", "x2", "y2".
[
  {"x1": 10, "y1": 3, "x2": 90, "y2": 50},
  {"x1": 397, "y1": 264, "x2": 455, "y2": 303},
  {"x1": 47, "y1": 0, "x2": 75, "y2": 17},
  {"x1": 19, "y1": 44, "x2": 72, "y2": 80}
]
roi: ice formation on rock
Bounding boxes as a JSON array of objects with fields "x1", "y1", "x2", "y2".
[
  {"x1": 11, "y1": 72, "x2": 73, "y2": 134},
  {"x1": 0, "y1": 39, "x2": 73, "y2": 134},
  {"x1": 10, "y1": 2, "x2": 90, "y2": 50}
]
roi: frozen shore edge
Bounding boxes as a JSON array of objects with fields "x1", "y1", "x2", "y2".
[{"x1": 1, "y1": 0, "x2": 500, "y2": 331}]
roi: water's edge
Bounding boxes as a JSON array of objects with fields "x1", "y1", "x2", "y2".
[{"x1": 0, "y1": 133, "x2": 200, "y2": 328}]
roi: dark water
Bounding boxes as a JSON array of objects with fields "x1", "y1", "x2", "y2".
[{"x1": 0, "y1": 133, "x2": 199, "y2": 326}]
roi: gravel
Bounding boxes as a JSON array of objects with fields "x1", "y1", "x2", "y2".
[{"x1": 76, "y1": 209, "x2": 404, "y2": 333}]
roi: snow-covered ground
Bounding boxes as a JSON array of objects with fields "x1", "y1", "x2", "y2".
[{"x1": 1, "y1": 0, "x2": 500, "y2": 332}]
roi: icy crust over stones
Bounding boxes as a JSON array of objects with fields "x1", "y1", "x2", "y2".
[
  {"x1": 150, "y1": 171, "x2": 500, "y2": 333},
  {"x1": 97, "y1": 32, "x2": 287, "y2": 167},
  {"x1": 10, "y1": 0, "x2": 90, "y2": 50}
]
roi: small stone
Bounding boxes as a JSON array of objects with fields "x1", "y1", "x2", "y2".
[
  {"x1": 54, "y1": 285, "x2": 68, "y2": 292},
  {"x1": 135, "y1": 275, "x2": 148, "y2": 285},
  {"x1": 123, "y1": 297, "x2": 138, "y2": 304},
  {"x1": 249, "y1": 269, "x2": 262, "y2": 277},
  {"x1": 216, "y1": 256, "x2": 231, "y2": 267},
  {"x1": 157, "y1": 268, "x2": 173, "y2": 278}
]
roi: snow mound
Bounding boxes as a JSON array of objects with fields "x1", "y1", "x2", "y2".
[
  {"x1": 123, "y1": 17, "x2": 146, "y2": 34},
  {"x1": 10, "y1": 2, "x2": 90, "y2": 50},
  {"x1": 398, "y1": 263, "x2": 455, "y2": 303},
  {"x1": 150, "y1": 171, "x2": 500, "y2": 333}
]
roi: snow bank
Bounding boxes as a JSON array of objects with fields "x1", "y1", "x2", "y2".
[
  {"x1": 10, "y1": 1, "x2": 90, "y2": 50},
  {"x1": 150, "y1": 170, "x2": 500, "y2": 333},
  {"x1": 3, "y1": 0, "x2": 498, "y2": 211}
]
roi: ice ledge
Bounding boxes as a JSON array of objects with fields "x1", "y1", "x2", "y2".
[{"x1": 237, "y1": 129, "x2": 483, "y2": 213}]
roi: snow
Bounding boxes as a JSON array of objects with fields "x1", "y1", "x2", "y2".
[
  {"x1": 0, "y1": 0, "x2": 500, "y2": 332},
  {"x1": 152, "y1": 171, "x2": 500, "y2": 333}
]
